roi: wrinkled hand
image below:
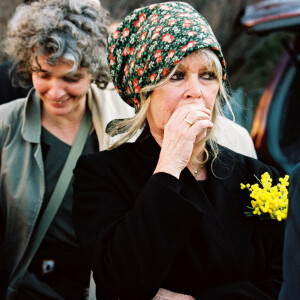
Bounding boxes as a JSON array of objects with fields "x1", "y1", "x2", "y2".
[
  {"x1": 152, "y1": 288, "x2": 196, "y2": 300},
  {"x1": 154, "y1": 103, "x2": 213, "y2": 178}
]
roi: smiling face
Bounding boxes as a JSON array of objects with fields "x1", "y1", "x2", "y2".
[
  {"x1": 146, "y1": 51, "x2": 220, "y2": 138},
  {"x1": 32, "y1": 55, "x2": 92, "y2": 117}
]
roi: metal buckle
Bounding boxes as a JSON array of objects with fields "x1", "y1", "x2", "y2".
[{"x1": 41, "y1": 259, "x2": 55, "y2": 276}]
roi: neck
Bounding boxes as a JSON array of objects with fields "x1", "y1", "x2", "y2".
[
  {"x1": 187, "y1": 160, "x2": 207, "y2": 180},
  {"x1": 187, "y1": 142, "x2": 207, "y2": 180},
  {"x1": 150, "y1": 131, "x2": 164, "y2": 147},
  {"x1": 41, "y1": 101, "x2": 86, "y2": 145},
  {"x1": 150, "y1": 124, "x2": 208, "y2": 180}
]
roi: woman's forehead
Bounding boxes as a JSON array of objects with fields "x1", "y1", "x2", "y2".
[
  {"x1": 178, "y1": 52, "x2": 213, "y2": 70},
  {"x1": 32, "y1": 55, "x2": 88, "y2": 74},
  {"x1": 33, "y1": 55, "x2": 73, "y2": 66}
]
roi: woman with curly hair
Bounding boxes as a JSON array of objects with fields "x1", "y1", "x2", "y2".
[
  {"x1": 0, "y1": 0, "x2": 133, "y2": 299},
  {"x1": 73, "y1": 2, "x2": 284, "y2": 299}
]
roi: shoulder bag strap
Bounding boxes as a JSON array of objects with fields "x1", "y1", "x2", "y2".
[{"x1": 7, "y1": 108, "x2": 92, "y2": 298}]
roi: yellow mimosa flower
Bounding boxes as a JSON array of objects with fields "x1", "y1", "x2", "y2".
[{"x1": 241, "y1": 172, "x2": 289, "y2": 221}]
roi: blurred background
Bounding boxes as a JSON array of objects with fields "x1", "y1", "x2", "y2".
[
  {"x1": 0, "y1": 0, "x2": 299, "y2": 174},
  {"x1": 0, "y1": 0, "x2": 290, "y2": 104}
]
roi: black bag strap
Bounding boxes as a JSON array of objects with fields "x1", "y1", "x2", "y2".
[{"x1": 7, "y1": 109, "x2": 92, "y2": 298}]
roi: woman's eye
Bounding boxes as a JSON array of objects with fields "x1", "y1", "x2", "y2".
[
  {"x1": 200, "y1": 72, "x2": 217, "y2": 80},
  {"x1": 170, "y1": 72, "x2": 184, "y2": 81},
  {"x1": 39, "y1": 73, "x2": 51, "y2": 80},
  {"x1": 64, "y1": 77, "x2": 80, "y2": 83}
]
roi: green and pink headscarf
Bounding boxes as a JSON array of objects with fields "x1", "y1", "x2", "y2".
[{"x1": 107, "y1": 1, "x2": 226, "y2": 110}]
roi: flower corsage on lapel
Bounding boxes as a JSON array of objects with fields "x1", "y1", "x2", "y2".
[{"x1": 241, "y1": 172, "x2": 289, "y2": 221}]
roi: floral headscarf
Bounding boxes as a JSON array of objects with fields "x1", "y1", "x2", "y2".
[{"x1": 107, "y1": 1, "x2": 226, "y2": 110}]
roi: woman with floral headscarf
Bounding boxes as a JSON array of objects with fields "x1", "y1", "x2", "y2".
[{"x1": 73, "y1": 2, "x2": 284, "y2": 299}]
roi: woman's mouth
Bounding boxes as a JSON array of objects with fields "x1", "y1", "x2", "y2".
[{"x1": 51, "y1": 98, "x2": 70, "y2": 105}]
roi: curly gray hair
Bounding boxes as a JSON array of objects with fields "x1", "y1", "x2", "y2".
[{"x1": 4, "y1": 0, "x2": 110, "y2": 88}]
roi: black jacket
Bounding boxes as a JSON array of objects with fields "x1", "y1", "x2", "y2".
[
  {"x1": 73, "y1": 133, "x2": 284, "y2": 300},
  {"x1": 279, "y1": 163, "x2": 300, "y2": 300},
  {"x1": 0, "y1": 61, "x2": 31, "y2": 105}
]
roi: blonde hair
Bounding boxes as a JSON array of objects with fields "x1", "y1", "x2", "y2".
[{"x1": 108, "y1": 48, "x2": 232, "y2": 166}]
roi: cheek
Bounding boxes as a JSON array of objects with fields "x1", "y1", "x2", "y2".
[
  {"x1": 158, "y1": 90, "x2": 181, "y2": 119},
  {"x1": 205, "y1": 86, "x2": 219, "y2": 110},
  {"x1": 150, "y1": 90, "x2": 178, "y2": 124},
  {"x1": 67, "y1": 80, "x2": 91, "y2": 96},
  {"x1": 32, "y1": 77, "x2": 47, "y2": 93}
]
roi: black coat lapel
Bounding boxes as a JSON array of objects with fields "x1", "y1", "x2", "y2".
[
  {"x1": 206, "y1": 146, "x2": 258, "y2": 260},
  {"x1": 179, "y1": 167, "x2": 240, "y2": 275}
]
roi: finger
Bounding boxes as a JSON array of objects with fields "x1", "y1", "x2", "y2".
[
  {"x1": 185, "y1": 111, "x2": 212, "y2": 124},
  {"x1": 170, "y1": 103, "x2": 212, "y2": 123},
  {"x1": 180, "y1": 102, "x2": 212, "y2": 116},
  {"x1": 183, "y1": 117, "x2": 193, "y2": 126},
  {"x1": 177, "y1": 99, "x2": 211, "y2": 113},
  {"x1": 189, "y1": 119, "x2": 214, "y2": 137}
]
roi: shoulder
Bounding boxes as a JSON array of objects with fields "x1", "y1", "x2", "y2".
[
  {"x1": 0, "y1": 97, "x2": 26, "y2": 115},
  {"x1": 216, "y1": 145, "x2": 280, "y2": 182},
  {"x1": 0, "y1": 98, "x2": 26, "y2": 149},
  {"x1": 90, "y1": 83, "x2": 134, "y2": 117},
  {"x1": 75, "y1": 142, "x2": 135, "y2": 175},
  {"x1": 224, "y1": 145, "x2": 276, "y2": 173},
  {"x1": 214, "y1": 116, "x2": 257, "y2": 158},
  {"x1": 73, "y1": 142, "x2": 145, "y2": 195},
  {"x1": 289, "y1": 163, "x2": 300, "y2": 198},
  {"x1": 216, "y1": 116, "x2": 248, "y2": 132},
  {"x1": 291, "y1": 163, "x2": 300, "y2": 182},
  {"x1": 0, "y1": 98, "x2": 26, "y2": 128}
]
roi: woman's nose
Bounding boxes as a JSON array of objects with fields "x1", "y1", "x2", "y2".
[
  {"x1": 183, "y1": 77, "x2": 202, "y2": 100},
  {"x1": 47, "y1": 80, "x2": 66, "y2": 99}
]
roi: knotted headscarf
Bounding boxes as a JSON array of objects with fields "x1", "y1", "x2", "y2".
[{"x1": 107, "y1": 1, "x2": 226, "y2": 110}]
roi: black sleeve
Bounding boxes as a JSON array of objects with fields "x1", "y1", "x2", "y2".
[
  {"x1": 279, "y1": 163, "x2": 300, "y2": 300},
  {"x1": 193, "y1": 281, "x2": 278, "y2": 300},
  {"x1": 73, "y1": 154, "x2": 203, "y2": 300}
]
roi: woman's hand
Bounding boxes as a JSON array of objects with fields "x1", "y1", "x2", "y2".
[
  {"x1": 154, "y1": 103, "x2": 213, "y2": 178},
  {"x1": 152, "y1": 288, "x2": 196, "y2": 300}
]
